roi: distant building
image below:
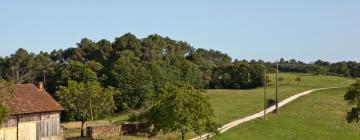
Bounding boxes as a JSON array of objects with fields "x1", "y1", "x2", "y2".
[{"x1": 0, "y1": 82, "x2": 63, "y2": 140}]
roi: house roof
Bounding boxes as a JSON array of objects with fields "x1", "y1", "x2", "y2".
[{"x1": 8, "y1": 84, "x2": 63, "y2": 115}]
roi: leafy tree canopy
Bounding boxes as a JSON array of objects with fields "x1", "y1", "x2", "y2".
[
  {"x1": 56, "y1": 80, "x2": 116, "y2": 137},
  {"x1": 137, "y1": 82, "x2": 218, "y2": 140}
]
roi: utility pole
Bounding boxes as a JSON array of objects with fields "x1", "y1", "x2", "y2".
[
  {"x1": 264, "y1": 68, "x2": 267, "y2": 119},
  {"x1": 275, "y1": 62, "x2": 279, "y2": 113}
]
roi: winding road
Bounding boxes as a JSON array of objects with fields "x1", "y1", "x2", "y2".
[{"x1": 190, "y1": 87, "x2": 338, "y2": 140}]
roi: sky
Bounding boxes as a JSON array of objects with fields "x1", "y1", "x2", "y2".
[{"x1": 0, "y1": 0, "x2": 359, "y2": 62}]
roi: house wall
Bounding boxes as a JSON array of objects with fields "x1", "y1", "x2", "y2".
[
  {"x1": 40, "y1": 113, "x2": 61, "y2": 140},
  {"x1": 0, "y1": 112, "x2": 62, "y2": 140},
  {"x1": 0, "y1": 127, "x2": 17, "y2": 140},
  {"x1": 19, "y1": 122, "x2": 37, "y2": 140}
]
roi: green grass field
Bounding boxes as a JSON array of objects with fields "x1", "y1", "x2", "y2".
[
  {"x1": 208, "y1": 73, "x2": 354, "y2": 124},
  {"x1": 61, "y1": 73, "x2": 356, "y2": 139},
  {"x1": 210, "y1": 88, "x2": 360, "y2": 140}
]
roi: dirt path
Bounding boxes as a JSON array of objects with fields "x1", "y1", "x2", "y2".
[{"x1": 189, "y1": 87, "x2": 338, "y2": 140}]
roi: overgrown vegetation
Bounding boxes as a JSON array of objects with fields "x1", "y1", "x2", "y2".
[
  {"x1": 0, "y1": 80, "x2": 14, "y2": 125},
  {"x1": 344, "y1": 79, "x2": 360, "y2": 123}
]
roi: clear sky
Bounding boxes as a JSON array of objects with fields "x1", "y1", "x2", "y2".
[{"x1": 0, "y1": 0, "x2": 359, "y2": 62}]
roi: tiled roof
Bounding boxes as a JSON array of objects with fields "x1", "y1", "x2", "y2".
[{"x1": 8, "y1": 84, "x2": 63, "y2": 115}]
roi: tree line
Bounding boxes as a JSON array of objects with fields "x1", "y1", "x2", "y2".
[
  {"x1": 0, "y1": 33, "x2": 358, "y2": 109},
  {"x1": 0, "y1": 34, "x2": 359, "y2": 115},
  {"x1": 0, "y1": 33, "x2": 267, "y2": 113},
  {"x1": 275, "y1": 58, "x2": 360, "y2": 77}
]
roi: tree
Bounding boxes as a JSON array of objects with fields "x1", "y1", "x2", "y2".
[
  {"x1": 266, "y1": 76, "x2": 271, "y2": 85},
  {"x1": 6, "y1": 48, "x2": 35, "y2": 83},
  {"x1": 112, "y1": 33, "x2": 142, "y2": 59},
  {"x1": 344, "y1": 80, "x2": 360, "y2": 123},
  {"x1": 295, "y1": 77, "x2": 302, "y2": 85},
  {"x1": 63, "y1": 47, "x2": 84, "y2": 62},
  {"x1": 165, "y1": 56, "x2": 205, "y2": 89},
  {"x1": 56, "y1": 80, "x2": 116, "y2": 137},
  {"x1": 0, "y1": 57, "x2": 6, "y2": 79},
  {"x1": 347, "y1": 61, "x2": 360, "y2": 78},
  {"x1": 96, "y1": 39, "x2": 113, "y2": 64},
  {"x1": 278, "y1": 77, "x2": 285, "y2": 84},
  {"x1": 187, "y1": 48, "x2": 232, "y2": 86},
  {"x1": 330, "y1": 62, "x2": 351, "y2": 77},
  {"x1": 33, "y1": 52, "x2": 56, "y2": 85},
  {"x1": 141, "y1": 34, "x2": 165, "y2": 61},
  {"x1": 314, "y1": 65, "x2": 329, "y2": 75},
  {"x1": 340, "y1": 63, "x2": 351, "y2": 77},
  {"x1": 108, "y1": 50, "x2": 154, "y2": 111},
  {"x1": 0, "y1": 80, "x2": 14, "y2": 125},
  {"x1": 77, "y1": 38, "x2": 99, "y2": 61},
  {"x1": 210, "y1": 62, "x2": 265, "y2": 89},
  {"x1": 58, "y1": 61, "x2": 101, "y2": 85},
  {"x1": 137, "y1": 83, "x2": 218, "y2": 140},
  {"x1": 314, "y1": 59, "x2": 330, "y2": 66}
]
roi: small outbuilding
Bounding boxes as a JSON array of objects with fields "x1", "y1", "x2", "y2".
[{"x1": 0, "y1": 82, "x2": 63, "y2": 140}]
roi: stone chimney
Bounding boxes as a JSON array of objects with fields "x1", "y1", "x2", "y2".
[{"x1": 36, "y1": 82, "x2": 44, "y2": 90}]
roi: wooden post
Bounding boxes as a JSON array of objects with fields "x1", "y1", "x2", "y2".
[
  {"x1": 264, "y1": 68, "x2": 267, "y2": 119},
  {"x1": 275, "y1": 63, "x2": 279, "y2": 113}
]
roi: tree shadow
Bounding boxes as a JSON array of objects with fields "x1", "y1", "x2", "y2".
[
  {"x1": 65, "y1": 137, "x2": 94, "y2": 140},
  {"x1": 267, "y1": 99, "x2": 277, "y2": 108},
  {"x1": 296, "y1": 74, "x2": 314, "y2": 76}
]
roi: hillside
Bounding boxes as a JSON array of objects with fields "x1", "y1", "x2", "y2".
[
  {"x1": 208, "y1": 73, "x2": 354, "y2": 124},
  {"x1": 210, "y1": 88, "x2": 360, "y2": 140}
]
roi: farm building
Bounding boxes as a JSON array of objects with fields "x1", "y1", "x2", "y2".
[{"x1": 0, "y1": 82, "x2": 63, "y2": 140}]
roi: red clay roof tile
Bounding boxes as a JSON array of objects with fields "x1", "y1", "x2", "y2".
[{"x1": 8, "y1": 84, "x2": 63, "y2": 115}]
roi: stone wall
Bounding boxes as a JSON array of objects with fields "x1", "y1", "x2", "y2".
[
  {"x1": 87, "y1": 125, "x2": 122, "y2": 139},
  {"x1": 86, "y1": 123, "x2": 146, "y2": 139}
]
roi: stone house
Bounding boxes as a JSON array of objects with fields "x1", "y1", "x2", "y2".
[{"x1": 0, "y1": 83, "x2": 63, "y2": 140}]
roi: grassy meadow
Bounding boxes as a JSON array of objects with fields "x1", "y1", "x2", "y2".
[
  {"x1": 210, "y1": 88, "x2": 360, "y2": 140},
  {"x1": 61, "y1": 73, "x2": 356, "y2": 139},
  {"x1": 208, "y1": 73, "x2": 354, "y2": 124}
]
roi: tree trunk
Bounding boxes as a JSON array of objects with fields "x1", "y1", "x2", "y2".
[
  {"x1": 182, "y1": 128, "x2": 185, "y2": 140},
  {"x1": 81, "y1": 120, "x2": 85, "y2": 137}
]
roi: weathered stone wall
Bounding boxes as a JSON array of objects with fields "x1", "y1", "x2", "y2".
[
  {"x1": 87, "y1": 125, "x2": 122, "y2": 139},
  {"x1": 86, "y1": 123, "x2": 146, "y2": 139}
]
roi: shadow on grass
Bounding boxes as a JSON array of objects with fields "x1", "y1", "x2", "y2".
[
  {"x1": 267, "y1": 99, "x2": 277, "y2": 108},
  {"x1": 65, "y1": 135, "x2": 153, "y2": 140},
  {"x1": 65, "y1": 137, "x2": 93, "y2": 140},
  {"x1": 296, "y1": 74, "x2": 315, "y2": 76}
]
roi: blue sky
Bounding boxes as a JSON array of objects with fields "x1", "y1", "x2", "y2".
[{"x1": 0, "y1": 0, "x2": 359, "y2": 62}]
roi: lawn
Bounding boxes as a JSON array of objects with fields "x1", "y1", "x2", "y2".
[
  {"x1": 208, "y1": 73, "x2": 354, "y2": 124},
  {"x1": 61, "y1": 73, "x2": 355, "y2": 139},
  {"x1": 210, "y1": 88, "x2": 360, "y2": 140}
]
